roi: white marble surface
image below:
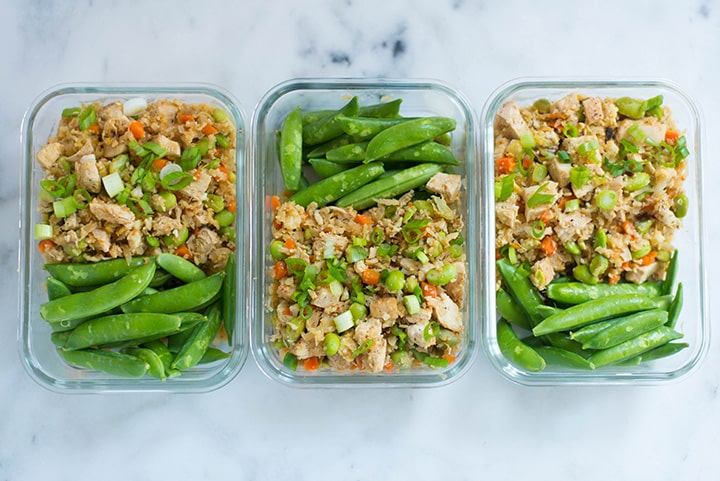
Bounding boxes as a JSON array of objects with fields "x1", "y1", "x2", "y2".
[{"x1": 2, "y1": 0, "x2": 720, "y2": 479}]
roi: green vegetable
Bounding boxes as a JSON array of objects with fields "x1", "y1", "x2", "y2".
[
  {"x1": 60, "y1": 349, "x2": 149, "y2": 378},
  {"x1": 497, "y1": 319, "x2": 546, "y2": 372},
  {"x1": 365, "y1": 117, "x2": 456, "y2": 162},
  {"x1": 289, "y1": 163, "x2": 385, "y2": 208},
  {"x1": 121, "y1": 272, "x2": 224, "y2": 314},
  {"x1": 279, "y1": 106, "x2": 303, "y2": 190}
]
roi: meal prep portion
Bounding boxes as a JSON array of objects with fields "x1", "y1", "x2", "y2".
[
  {"x1": 34, "y1": 98, "x2": 238, "y2": 379},
  {"x1": 494, "y1": 93, "x2": 689, "y2": 371},
  {"x1": 269, "y1": 97, "x2": 466, "y2": 373}
]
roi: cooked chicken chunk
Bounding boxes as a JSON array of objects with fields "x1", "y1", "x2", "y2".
[
  {"x1": 495, "y1": 101, "x2": 529, "y2": 139},
  {"x1": 427, "y1": 292, "x2": 462, "y2": 332},
  {"x1": 426, "y1": 172, "x2": 462, "y2": 202},
  {"x1": 88, "y1": 199, "x2": 135, "y2": 226},
  {"x1": 76, "y1": 154, "x2": 101, "y2": 193}
]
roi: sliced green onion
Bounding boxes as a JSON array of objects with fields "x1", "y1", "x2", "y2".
[
  {"x1": 594, "y1": 229, "x2": 607, "y2": 248},
  {"x1": 507, "y1": 245, "x2": 518, "y2": 265},
  {"x1": 352, "y1": 237, "x2": 367, "y2": 247},
  {"x1": 625, "y1": 172, "x2": 650, "y2": 192},
  {"x1": 346, "y1": 245, "x2": 368, "y2": 263},
  {"x1": 414, "y1": 249, "x2": 429, "y2": 264},
  {"x1": 110, "y1": 154, "x2": 129, "y2": 173},
  {"x1": 576, "y1": 140, "x2": 598, "y2": 156},
  {"x1": 52, "y1": 196, "x2": 77, "y2": 218},
  {"x1": 644, "y1": 95, "x2": 663, "y2": 111},
  {"x1": 557, "y1": 150, "x2": 571, "y2": 163},
  {"x1": 495, "y1": 173, "x2": 516, "y2": 202},
  {"x1": 143, "y1": 141, "x2": 168, "y2": 158},
  {"x1": 72, "y1": 189, "x2": 91, "y2": 209},
  {"x1": 329, "y1": 279, "x2": 344, "y2": 297},
  {"x1": 595, "y1": 190, "x2": 618, "y2": 211},
  {"x1": 570, "y1": 166, "x2": 591, "y2": 188},
  {"x1": 431, "y1": 196, "x2": 455, "y2": 220},
  {"x1": 520, "y1": 131, "x2": 536, "y2": 149},
  {"x1": 531, "y1": 220, "x2": 545, "y2": 239},
  {"x1": 123, "y1": 98, "x2": 148, "y2": 116},
  {"x1": 635, "y1": 219, "x2": 653, "y2": 235},
  {"x1": 179, "y1": 146, "x2": 201, "y2": 171},
  {"x1": 627, "y1": 123, "x2": 646, "y2": 143},
  {"x1": 370, "y1": 227, "x2": 384, "y2": 245},
  {"x1": 160, "y1": 171, "x2": 193, "y2": 191},
  {"x1": 34, "y1": 223, "x2": 53, "y2": 240},
  {"x1": 631, "y1": 244, "x2": 652, "y2": 259},
  {"x1": 562, "y1": 123, "x2": 579, "y2": 138},
  {"x1": 423, "y1": 356, "x2": 449, "y2": 368},
  {"x1": 403, "y1": 295, "x2": 421, "y2": 315},
  {"x1": 531, "y1": 164, "x2": 547, "y2": 183},
  {"x1": 527, "y1": 182, "x2": 554, "y2": 208},
  {"x1": 615, "y1": 97, "x2": 645, "y2": 119},
  {"x1": 423, "y1": 321, "x2": 440, "y2": 341},
  {"x1": 283, "y1": 353, "x2": 298, "y2": 370},
  {"x1": 40, "y1": 179, "x2": 66, "y2": 198},
  {"x1": 352, "y1": 339, "x2": 374, "y2": 358},
  {"x1": 564, "y1": 198, "x2": 580, "y2": 212},
  {"x1": 285, "y1": 258, "x2": 308, "y2": 276},
  {"x1": 402, "y1": 206, "x2": 417, "y2": 223},
  {"x1": 78, "y1": 105, "x2": 96, "y2": 131},
  {"x1": 102, "y1": 172, "x2": 125, "y2": 198},
  {"x1": 61, "y1": 107, "x2": 81, "y2": 118},
  {"x1": 333, "y1": 310, "x2": 354, "y2": 333}
]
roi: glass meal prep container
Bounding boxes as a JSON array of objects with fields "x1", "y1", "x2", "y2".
[
  {"x1": 480, "y1": 78, "x2": 708, "y2": 385},
  {"x1": 18, "y1": 84, "x2": 249, "y2": 393},
  {"x1": 250, "y1": 78, "x2": 481, "y2": 387}
]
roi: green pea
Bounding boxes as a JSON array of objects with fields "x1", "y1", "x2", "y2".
[
  {"x1": 212, "y1": 108, "x2": 228, "y2": 123},
  {"x1": 215, "y1": 209, "x2": 235, "y2": 227},
  {"x1": 270, "y1": 239, "x2": 286, "y2": 260},
  {"x1": 589, "y1": 254, "x2": 609, "y2": 276},
  {"x1": 163, "y1": 226, "x2": 188, "y2": 247},
  {"x1": 159, "y1": 191, "x2": 177, "y2": 211},
  {"x1": 572, "y1": 264, "x2": 599, "y2": 285},
  {"x1": 533, "y1": 98, "x2": 552, "y2": 113},
  {"x1": 385, "y1": 270, "x2": 406, "y2": 293},
  {"x1": 220, "y1": 226, "x2": 236, "y2": 243},
  {"x1": 674, "y1": 194, "x2": 688, "y2": 218},
  {"x1": 323, "y1": 332, "x2": 341, "y2": 357},
  {"x1": 349, "y1": 302, "x2": 367, "y2": 321},
  {"x1": 205, "y1": 194, "x2": 224, "y2": 212}
]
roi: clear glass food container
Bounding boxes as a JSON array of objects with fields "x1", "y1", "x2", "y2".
[
  {"x1": 18, "y1": 84, "x2": 249, "y2": 393},
  {"x1": 251, "y1": 78, "x2": 481, "y2": 387},
  {"x1": 480, "y1": 78, "x2": 708, "y2": 385}
]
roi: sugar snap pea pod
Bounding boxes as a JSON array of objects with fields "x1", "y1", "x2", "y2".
[
  {"x1": 497, "y1": 319, "x2": 546, "y2": 372},
  {"x1": 60, "y1": 349, "x2": 149, "y2": 378},
  {"x1": 376, "y1": 141, "x2": 460, "y2": 166},
  {"x1": 302, "y1": 109, "x2": 334, "y2": 126},
  {"x1": 544, "y1": 333, "x2": 589, "y2": 356},
  {"x1": 496, "y1": 288, "x2": 531, "y2": 330},
  {"x1": 51, "y1": 331, "x2": 71, "y2": 347},
  {"x1": 534, "y1": 346, "x2": 596, "y2": 370},
  {"x1": 123, "y1": 347, "x2": 167, "y2": 380},
  {"x1": 47, "y1": 277, "x2": 72, "y2": 299},
  {"x1": 495, "y1": 258, "x2": 545, "y2": 326},
  {"x1": 570, "y1": 321, "x2": 612, "y2": 345},
  {"x1": 435, "y1": 132, "x2": 452, "y2": 146},
  {"x1": 309, "y1": 158, "x2": 358, "y2": 178},
  {"x1": 365, "y1": 116, "x2": 456, "y2": 162},
  {"x1": 535, "y1": 305, "x2": 562, "y2": 320},
  {"x1": 40, "y1": 261, "x2": 156, "y2": 323},
  {"x1": 532, "y1": 294, "x2": 661, "y2": 337},
  {"x1": 638, "y1": 341, "x2": 689, "y2": 363},
  {"x1": 167, "y1": 328, "x2": 195, "y2": 353},
  {"x1": 302, "y1": 96, "x2": 359, "y2": 146},
  {"x1": 358, "y1": 98, "x2": 403, "y2": 118},
  {"x1": 280, "y1": 106, "x2": 303, "y2": 190},
  {"x1": 156, "y1": 253, "x2": 206, "y2": 283},
  {"x1": 335, "y1": 116, "x2": 408, "y2": 140},
  {"x1": 588, "y1": 326, "x2": 683, "y2": 368},
  {"x1": 141, "y1": 340, "x2": 179, "y2": 378},
  {"x1": 223, "y1": 252, "x2": 236, "y2": 346},
  {"x1": 667, "y1": 282, "x2": 683, "y2": 328},
  {"x1": 121, "y1": 271, "x2": 224, "y2": 314},
  {"x1": 51, "y1": 317, "x2": 89, "y2": 333},
  {"x1": 175, "y1": 312, "x2": 209, "y2": 330},
  {"x1": 199, "y1": 347, "x2": 231, "y2": 364},
  {"x1": 171, "y1": 301, "x2": 223, "y2": 371},
  {"x1": 663, "y1": 250, "x2": 678, "y2": 295},
  {"x1": 306, "y1": 134, "x2": 354, "y2": 158},
  {"x1": 65, "y1": 313, "x2": 181, "y2": 350},
  {"x1": 325, "y1": 141, "x2": 369, "y2": 163},
  {"x1": 149, "y1": 269, "x2": 173, "y2": 287},
  {"x1": 289, "y1": 163, "x2": 385, "y2": 208},
  {"x1": 334, "y1": 163, "x2": 443, "y2": 210},
  {"x1": 581, "y1": 309, "x2": 668, "y2": 350},
  {"x1": 546, "y1": 281, "x2": 663, "y2": 305},
  {"x1": 45, "y1": 257, "x2": 148, "y2": 287},
  {"x1": 615, "y1": 355, "x2": 643, "y2": 366}
]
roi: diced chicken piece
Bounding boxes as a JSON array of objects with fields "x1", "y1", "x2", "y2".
[
  {"x1": 89, "y1": 199, "x2": 135, "y2": 226},
  {"x1": 561, "y1": 135, "x2": 600, "y2": 161},
  {"x1": 151, "y1": 215, "x2": 184, "y2": 237},
  {"x1": 445, "y1": 271, "x2": 465, "y2": 306},
  {"x1": 494, "y1": 101, "x2": 529, "y2": 139},
  {"x1": 626, "y1": 262, "x2": 661, "y2": 284},
  {"x1": 582, "y1": 97, "x2": 604, "y2": 126},
  {"x1": 398, "y1": 257, "x2": 421, "y2": 275},
  {"x1": 36, "y1": 142, "x2": 63, "y2": 171},
  {"x1": 407, "y1": 321, "x2": 436, "y2": 349},
  {"x1": 76, "y1": 154, "x2": 101, "y2": 193},
  {"x1": 87, "y1": 228, "x2": 111, "y2": 253},
  {"x1": 652, "y1": 167, "x2": 677, "y2": 195},
  {"x1": 98, "y1": 102, "x2": 125, "y2": 121},
  {"x1": 154, "y1": 100, "x2": 179, "y2": 123},
  {"x1": 555, "y1": 210, "x2": 594, "y2": 244},
  {"x1": 274, "y1": 201, "x2": 306, "y2": 231},
  {"x1": 276, "y1": 277, "x2": 296, "y2": 300},
  {"x1": 426, "y1": 292, "x2": 463, "y2": 332},
  {"x1": 405, "y1": 306, "x2": 432, "y2": 324},
  {"x1": 426, "y1": 173, "x2": 462, "y2": 203},
  {"x1": 310, "y1": 287, "x2": 341, "y2": 309},
  {"x1": 369, "y1": 297, "x2": 401, "y2": 324},
  {"x1": 336, "y1": 334, "x2": 359, "y2": 363},
  {"x1": 530, "y1": 256, "x2": 557, "y2": 291},
  {"x1": 312, "y1": 233, "x2": 349, "y2": 261},
  {"x1": 534, "y1": 127, "x2": 560, "y2": 149},
  {"x1": 353, "y1": 318, "x2": 386, "y2": 373},
  {"x1": 127, "y1": 228, "x2": 143, "y2": 255},
  {"x1": 547, "y1": 157, "x2": 572, "y2": 188},
  {"x1": 179, "y1": 170, "x2": 212, "y2": 201},
  {"x1": 290, "y1": 336, "x2": 326, "y2": 359},
  {"x1": 208, "y1": 247, "x2": 232, "y2": 274},
  {"x1": 187, "y1": 227, "x2": 219, "y2": 264},
  {"x1": 616, "y1": 118, "x2": 667, "y2": 145},
  {"x1": 551, "y1": 94, "x2": 581, "y2": 123},
  {"x1": 154, "y1": 134, "x2": 181, "y2": 160},
  {"x1": 521, "y1": 181, "x2": 558, "y2": 221},
  {"x1": 67, "y1": 141, "x2": 95, "y2": 162},
  {"x1": 495, "y1": 193, "x2": 519, "y2": 228}
]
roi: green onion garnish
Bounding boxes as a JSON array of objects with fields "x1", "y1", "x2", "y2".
[
  {"x1": 557, "y1": 150, "x2": 571, "y2": 163},
  {"x1": 562, "y1": 123, "x2": 579, "y2": 138},
  {"x1": 527, "y1": 182, "x2": 554, "y2": 208},
  {"x1": 61, "y1": 107, "x2": 81, "y2": 118},
  {"x1": 78, "y1": 105, "x2": 96, "y2": 131},
  {"x1": 595, "y1": 190, "x2": 618, "y2": 211},
  {"x1": 160, "y1": 171, "x2": 193, "y2": 191},
  {"x1": 531, "y1": 220, "x2": 545, "y2": 239}
]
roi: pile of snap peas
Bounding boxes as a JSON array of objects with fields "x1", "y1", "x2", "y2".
[
  {"x1": 496, "y1": 252, "x2": 685, "y2": 371},
  {"x1": 40, "y1": 253, "x2": 236, "y2": 379},
  {"x1": 277, "y1": 96, "x2": 459, "y2": 208}
]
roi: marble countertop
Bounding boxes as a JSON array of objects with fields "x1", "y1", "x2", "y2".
[{"x1": 3, "y1": 0, "x2": 719, "y2": 479}]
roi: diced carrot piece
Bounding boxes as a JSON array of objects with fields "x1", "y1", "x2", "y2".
[
  {"x1": 621, "y1": 261, "x2": 630, "y2": 270},
  {"x1": 608, "y1": 274, "x2": 620, "y2": 285},
  {"x1": 271, "y1": 195, "x2": 281, "y2": 211},
  {"x1": 303, "y1": 356, "x2": 319, "y2": 371},
  {"x1": 521, "y1": 155, "x2": 533, "y2": 171},
  {"x1": 178, "y1": 113, "x2": 195, "y2": 123},
  {"x1": 87, "y1": 124, "x2": 100, "y2": 134},
  {"x1": 421, "y1": 281, "x2": 438, "y2": 298},
  {"x1": 622, "y1": 220, "x2": 636, "y2": 237},
  {"x1": 496, "y1": 156, "x2": 516, "y2": 175},
  {"x1": 175, "y1": 245, "x2": 193, "y2": 260},
  {"x1": 354, "y1": 214, "x2": 373, "y2": 225},
  {"x1": 152, "y1": 158, "x2": 168, "y2": 171},
  {"x1": 443, "y1": 354, "x2": 457, "y2": 364},
  {"x1": 665, "y1": 129, "x2": 680, "y2": 146},
  {"x1": 129, "y1": 121, "x2": 145, "y2": 139},
  {"x1": 540, "y1": 236, "x2": 557, "y2": 256},
  {"x1": 284, "y1": 238, "x2": 296, "y2": 250},
  {"x1": 272, "y1": 261, "x2": 288, "y2": 280},
  {"x1": 361, "y1": 269, "x2": 380, "y2": 285},
  {"x1": 540, "y1": 209, "x2": 552, "y2": 224},
  {"x1": 226, "y1": 198, "x2": 236, "y2": 213},
  {"x1": 38, "y1": 239, "x2": 56, "y2": 254},
  {"x1": 384, "y1": 361, "x2": 394, "y2": 372},
  {"x1": 640, "y1": 251, "x2": 658, "y2": 266},
  {"x1": 202, "y1": 124, "x2": 218, "y2": 136}
]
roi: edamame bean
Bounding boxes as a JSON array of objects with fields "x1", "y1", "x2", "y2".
[
  {"x1": 588, "y1": 326, "x2": 683, "y2": 368},
  {"x1": 65, "y1": 313, "x2": 181, "y2": 350},
  {"x1": 121, "y1": 271, "x2": 224, "y2": 314},
  {"x1": 289, "y1": 163, "x2": 385, "y2": 208},
  {"x1": 280, "y1": 106, "x2": 303, "y2": 190},
  {"x1": 60, "y1": 349, "x2": 149, "y2": 378},
  {"x1": 324, "y1": 332, "x2": 341, "y2": 356},
  {"x1": 497, "y1": 319, "x2": 546, "y2": 372},
  {"x1": 156, "y1": 252, "x2": 206, "y2": 283},
  {"x1": 365, "y1": 116, "x2": 456, "y2": 162},
  {"x1": 44, "y1": 257, "x2": 148, "y2": 287},
  {"x1": 41, "y1": 261, "x2": 156, "y2": 323}
]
